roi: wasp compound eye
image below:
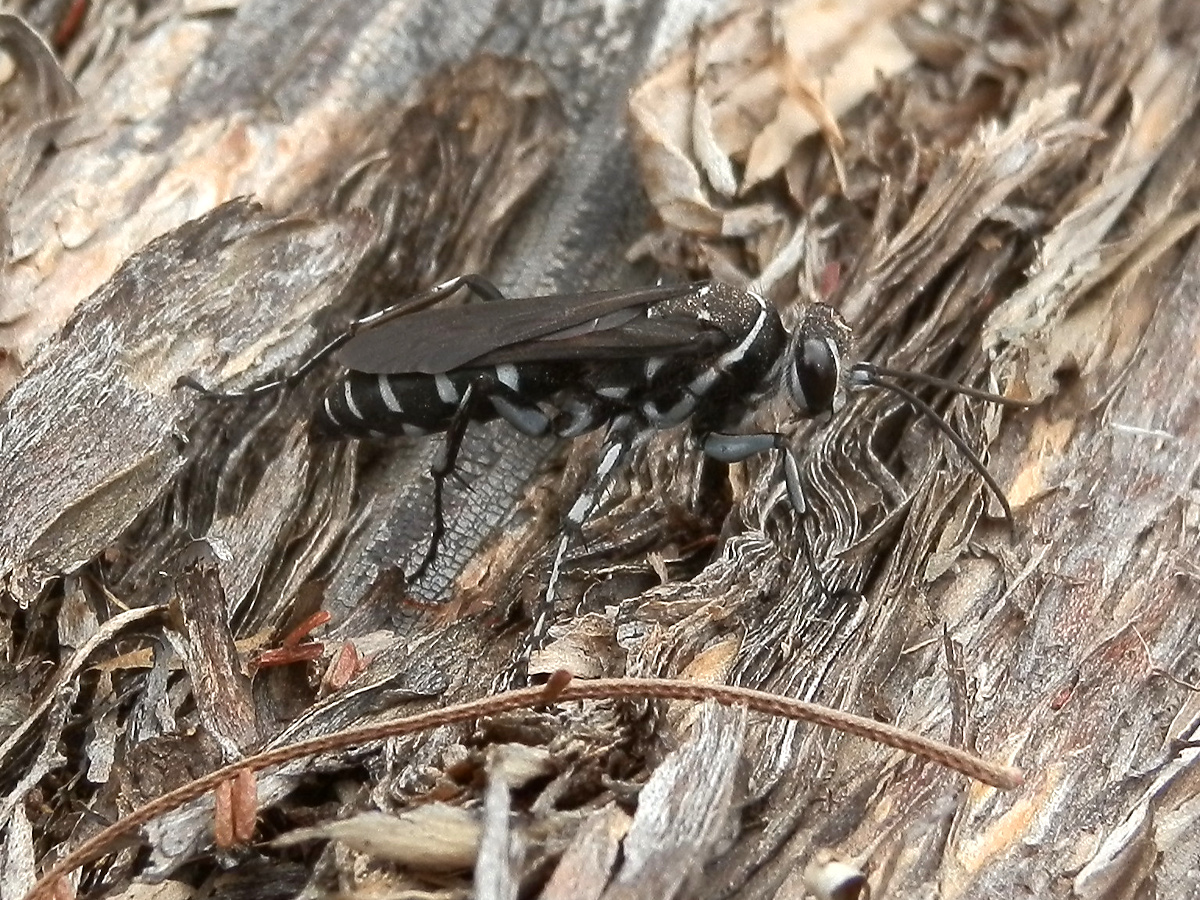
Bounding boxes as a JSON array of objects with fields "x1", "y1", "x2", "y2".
[{"x1": 791, "y1": 335, "x2": 840, "y2": 415}]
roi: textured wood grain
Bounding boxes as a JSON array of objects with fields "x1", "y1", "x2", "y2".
[{"x1": 2, "y1": 1, "x2": 1199, "y2": 899}]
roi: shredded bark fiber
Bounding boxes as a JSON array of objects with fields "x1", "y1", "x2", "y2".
[{"x1": 1, "y1": 1, "x2": 1199, "y2": 898}]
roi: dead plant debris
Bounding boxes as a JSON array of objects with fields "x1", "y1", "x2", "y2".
[{"x1": 2, "y1": 1, "x2": 1199, "y2": 899}]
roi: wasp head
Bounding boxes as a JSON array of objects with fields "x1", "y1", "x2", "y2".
[{"x1": 783, "y1": 304, "x2": 854, "y2": 419}]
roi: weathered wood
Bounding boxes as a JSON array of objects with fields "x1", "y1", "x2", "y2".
[{"x1": 1, "y1": 0, "x2": 1199, "y2": 899}]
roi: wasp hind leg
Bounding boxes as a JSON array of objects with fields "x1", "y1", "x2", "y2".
[
  {"x1": 179, "y1": 274, "x2": 509, "y2": 401},
  {"x1": 412, "y1": 375, "x2": 556, "y2": 582},
  {"x1": 410, "y1": 381, "x2": 483, "y2": 581}
]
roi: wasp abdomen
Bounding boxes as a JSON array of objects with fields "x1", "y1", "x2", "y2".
[{"x1": 315, "y1": 362, "x2": 570, "y2": 439}]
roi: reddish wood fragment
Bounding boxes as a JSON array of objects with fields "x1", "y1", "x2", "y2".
[
  {"x1": 281, "y1": 610, "x2": 331, "y2": 648},
  {"x1": 52, "y1": 0, "x2": 87, "y2": 50}
]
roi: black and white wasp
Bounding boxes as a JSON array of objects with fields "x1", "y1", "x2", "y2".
[{"x1": 183, "y1": 274, "x2": 1027, "y2": 593}]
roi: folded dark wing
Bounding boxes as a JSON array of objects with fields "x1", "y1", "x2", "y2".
[
  {"x1": 469, "y1": 314, "x2": 726, "y2": 365},
  {"x1": 336, "y1": 283, "x2": 704, "y2": 375}
]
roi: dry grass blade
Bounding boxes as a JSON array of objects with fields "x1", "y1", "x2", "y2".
[{"x1": 25, "y1": 675, "x2": 1020, "y2": 900}]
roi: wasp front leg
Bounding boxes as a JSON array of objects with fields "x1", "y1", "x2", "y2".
[
  {"x1": 701, "y1": 431, "x2": 836, "y2": 597},
  {"x1": 701, "y1": 431, "x2": 805, "y2": 517}
]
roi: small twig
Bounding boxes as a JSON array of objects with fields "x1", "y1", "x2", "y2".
[{"x1": 27, "y1": 674, "x2": 1023, "y2": 900}]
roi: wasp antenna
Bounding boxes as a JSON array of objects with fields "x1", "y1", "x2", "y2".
[
  {"x1": 855, "y1": 362, "x2": 1034, "y2": 409},
  {"x1": 860, "y1": 373, "x2": 1016, "y2": 528}
]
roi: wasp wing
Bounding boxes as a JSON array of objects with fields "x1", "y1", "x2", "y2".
[
  {"x1": 468, "y1": 314, "x2": 726, "y2": 365},
  {"x1": 336, "y1": 283, "x2": 705, "y2": 374}
]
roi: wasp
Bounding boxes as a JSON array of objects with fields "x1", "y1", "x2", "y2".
[{"x1": 183, "y1": 275, "x2": 1028, "y2": 599}]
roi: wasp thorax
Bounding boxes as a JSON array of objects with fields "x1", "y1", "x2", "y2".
[{"x1": 784, "y1": 304, "x2": 853, "y2": 418}]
